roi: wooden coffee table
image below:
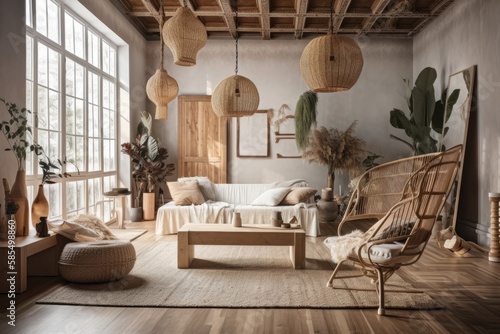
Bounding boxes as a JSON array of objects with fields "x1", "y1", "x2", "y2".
[{"x1": 177, "y1": 224, "x2": 306, "y2": 269}]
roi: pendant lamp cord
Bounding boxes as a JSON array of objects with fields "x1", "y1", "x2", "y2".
[
  {"x1": 159, "y1": 0, "x2": 165, "y2": 69},
  {"x1": 234, "y1": 9, "x2": 239, "y2": 75},
  {"x1": 330, "y1": 0, "x2": 334, "y2": 35}
]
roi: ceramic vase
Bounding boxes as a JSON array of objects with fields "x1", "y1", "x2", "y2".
[
  {"x1": 317, "y1": 199, "x2": 339, "y2": 223},
  {"x1": 129, "y1": 207, "x2": 143, "y2": 222},
  {"x1": 10, "y1": 170, "x2": 29, "y2": 236},
  {"x1": 31, "y1": 184, "x2": 49, "y2": 227},
  {"x1": 143, "y1": 192, "x2": 155, "y2": 220}
]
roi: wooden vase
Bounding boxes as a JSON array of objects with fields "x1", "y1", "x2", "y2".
[
  {"x1": 143, "y1": 192, "x2": 155, "y2": 220},
  {"x1": 10, "y1": 170, "x2": 30, "y2": 236},
  {"x1": 31, "y1": 184, "x2": 49, "y2": 227}
]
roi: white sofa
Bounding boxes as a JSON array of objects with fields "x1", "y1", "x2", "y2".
[{"x1": 155, "y1": 180, "x2": 320, "y2": 237}]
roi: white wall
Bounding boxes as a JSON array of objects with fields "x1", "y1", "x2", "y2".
[
  {"x1": 413, "y1": 0, "x2": 500, "y2": 244},
  {"x1": 0, "y1": 0, "x2": 26, "y2": 212},
  {"x1": 146, "y1": 36, "x2": 413, "y2": 195}
]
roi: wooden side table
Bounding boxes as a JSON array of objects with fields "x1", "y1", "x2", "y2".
[
  {"x1": 103, "y1": 193, "x2": 130, "y2": 229},
  {"x1": 0, "y1": 233, "x2": 59, "y2": 293}
]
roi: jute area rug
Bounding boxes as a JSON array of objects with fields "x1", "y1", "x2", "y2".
[
  {"x1": 38, "y1": 240, "x2": 439, "y2": 309},
  {"x1": 111, "y1": 228, "x2": 147, "y2": 241}
]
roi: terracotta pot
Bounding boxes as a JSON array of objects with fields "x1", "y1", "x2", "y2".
[
  {"x1": 10, "y1": 170, "x2": 29, "y2": 236},
  {"x1": 31, "y1": 184, "x2": 49, "y2": 227}
]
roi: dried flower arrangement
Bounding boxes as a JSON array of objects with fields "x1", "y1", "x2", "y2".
[{"x1": 302, "y1": 121, "x2": 366, "y2": 192}]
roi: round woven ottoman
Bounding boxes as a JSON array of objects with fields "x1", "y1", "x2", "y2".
[{"x1": 59, "y1": 240, "x2": 136, "y2": 283}]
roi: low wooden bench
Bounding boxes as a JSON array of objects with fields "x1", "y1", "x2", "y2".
[{"x1": 177, "y1": 224, "x2": 306, "y2": 269}]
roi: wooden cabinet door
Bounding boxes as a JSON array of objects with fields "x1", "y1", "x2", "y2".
[{"x1": 178, "y1": 95, "x2": 227, "y2": 183}]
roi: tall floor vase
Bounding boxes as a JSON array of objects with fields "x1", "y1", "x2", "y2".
[
  {"x1": 143, "y1": 192, "x2": 155, "y2": 220},
  {"x1": 10, "y1": 170, "x2": 30, "y2": 236},
  {"x1": 31, "y1": 184, "x2": 49, "y2": 227}
]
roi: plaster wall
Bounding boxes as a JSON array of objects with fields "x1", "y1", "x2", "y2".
[
  {"x1": 146, "y1": 36, "x2": 414, "y2": 195},
  {"x1": 0, "y1": 0, "x2": 26, "y2": 212},
  {"x1": 413, "y1": 0, "x2": 500, "y2": 244}
]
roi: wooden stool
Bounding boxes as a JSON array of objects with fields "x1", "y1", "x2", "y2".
[{"x1": 489, "y1": 193, "x2": 500, "y2": 262}]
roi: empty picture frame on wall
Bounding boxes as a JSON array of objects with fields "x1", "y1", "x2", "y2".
[{"x1": 237, "y1": 110, "x2": 270, "y2": 157}]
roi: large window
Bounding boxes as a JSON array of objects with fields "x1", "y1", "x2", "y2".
[{"x1": 26, "y1": 0, "x2": 118, "y2": 221}]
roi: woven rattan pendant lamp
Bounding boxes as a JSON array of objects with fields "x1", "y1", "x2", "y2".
[
  {"x1": 300, "y1": 0, "x2": 363, "y2": 92},
  {"x1": 162, "y1": 0, "x2": 207, "y2": 66},
  {"x1": 146, "y1": 2, "x2": 179, "y2": 119},
  {"x1": 211, "y1": 9, "x2": 259, "y2": 117}
]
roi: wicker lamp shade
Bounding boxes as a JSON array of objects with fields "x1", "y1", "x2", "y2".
[
  {"x1": 146, "y1": 68, "x2": 179, "y2": 120},
  {"x1": 211, "y1": 75, "x2": 259, "y2": 117},
  {"x1": 300, "y1": 35, "x2": 363, "y2": 93},
  {"x1": 162, "y1": 7, "x2": 207, "y2": 67}
]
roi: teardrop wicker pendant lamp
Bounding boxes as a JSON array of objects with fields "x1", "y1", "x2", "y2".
[
  {"x1": 146, "y1": 2, "x2": 179, "y2": 120},
  {"x1": 300, "y1": 0, "x2": 363, "y2": 93},
  {"x1": 211, "y1": 8, "x2": 259, "y2": 117},
  {"x1": 162, "y1": 0, "x2": 207, "y2": 67}
]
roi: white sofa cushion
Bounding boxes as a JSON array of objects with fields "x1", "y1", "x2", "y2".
[
  {"x1": 213, "y1": 183, "x2": 273, "y2": 205},
  {"x1": 251, "y1": 187, "x2": 291, "y2": 206}
]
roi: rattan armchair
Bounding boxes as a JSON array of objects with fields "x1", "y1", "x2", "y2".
[
  {"x1": 338, "y1": 152, "x2": 440, "y2": 235},
  {"x1": 326, "y1": 145, "x2": 462, "y2": 315}
]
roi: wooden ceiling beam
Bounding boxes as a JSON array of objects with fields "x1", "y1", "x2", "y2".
[
  {"x1": 332, "y1": 0, "x2": 352, "y2": 34},
  {"x1": 294, "y1": 0, "x2": 308, "y2": 39},
  {"x1": 257, "y1": 0, "x2": 271, "y2": 40},
  {"x1": 409, "y1": 0, "x2": 453, "y2": 36},
  {"x1": 140, "y1": 0, "x2": 161, "y2": 23},
  {"x1": 216, "y1": 0, "x2": 237, "y2": 39},
  {"x1": 359, "y1": 0, "x2": 391, "y2": 34}
]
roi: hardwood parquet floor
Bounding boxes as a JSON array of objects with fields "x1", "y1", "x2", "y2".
[{"x1": 1, "y1": 220, "x2": 499, "y2": 334}]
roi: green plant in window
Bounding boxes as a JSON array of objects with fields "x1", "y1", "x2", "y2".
[{"x1": 0, "y1": 98, "x2": 39, "y2": 170}]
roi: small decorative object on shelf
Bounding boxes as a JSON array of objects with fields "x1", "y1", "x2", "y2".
[
  {"x1": 36, "y1": 216, "x2": 49, "y2": 237},
  {"x1": 232, "y1": 212, "x2": 242, "y2": 227}
]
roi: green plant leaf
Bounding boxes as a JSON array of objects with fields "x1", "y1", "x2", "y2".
[
  {"x1": 146, "y1": 136, "x2": 159, "y2": 161},
  {"x1": 295, "y1": 90, "x2": 318, "y2": 150},
  {"x1": 389, "y1": 108, "x2": 411, "y2": 130},
  {"x1": 412, "y1": 67, "x2": 437, "y2": 127},
  {"x1": 445, "y1": 88, "x2": 460, "y2": 122}
]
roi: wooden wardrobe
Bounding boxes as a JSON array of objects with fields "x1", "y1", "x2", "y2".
[{"x1": 177, "y1": 95, "x2": 228, "y2": 183}]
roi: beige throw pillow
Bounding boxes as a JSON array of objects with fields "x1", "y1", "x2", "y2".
[
  {"x1": 280, "y1": 187, "x2": 317, "y2": 205},
  {"x1": 49, "y1": 220, "x2": 101, "y2": 242},
  {"x1": 168, "y1": 181, "x2": 205, "y2": 205},
  {"x1": 177, "y1": 176, "x2": 216, "y2": 201}
]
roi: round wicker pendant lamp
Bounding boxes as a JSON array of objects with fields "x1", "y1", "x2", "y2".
[
  {"x1": 212, "y1": 75, "x2": 259, "y2": 117},
  {"x1": 300, "y1": 1, "x2": 363, "y2": 92},
  {"x1": 211, "y1": 9, "x2": 259, "y2": 117},
  {"x1": 162, "y1": 1, "x2": 207, "y2": 67},
  {"x1": 146, "y1": 2, "x2": 179, "y2": 120}
]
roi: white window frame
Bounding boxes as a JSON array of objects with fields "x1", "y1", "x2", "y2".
[{"x1": 26, "y1": 0, "x2": 119, "y2": 221}]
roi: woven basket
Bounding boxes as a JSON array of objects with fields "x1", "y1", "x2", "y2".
[
  {"x1": 146, "y1": 68, "x2": 179, "y2": 120},
  {"x1": 59, "y1": 240, "x2": 136, "y2": 283},
  {"x1": 300, "y1": 35, "x2": 363, "y2": 93},
  {"x1": 211, "y1": 75, "x2": 259, "y2": 117},
  {"x1": 162, "y1": 7, "x2": 207, "y2": 67}
]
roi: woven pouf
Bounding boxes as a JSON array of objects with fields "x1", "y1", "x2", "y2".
[{"x1": 59, "y1": 240, "x2": 136, "y2": 283}]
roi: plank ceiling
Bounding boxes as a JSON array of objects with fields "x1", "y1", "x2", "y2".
[{"x1": 109, "y1": 0, "x2": 455, "y2": 40}]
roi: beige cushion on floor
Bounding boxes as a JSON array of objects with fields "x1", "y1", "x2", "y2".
[{"x1": 59, "y1": 240, "x2": 136, "y2": 283}]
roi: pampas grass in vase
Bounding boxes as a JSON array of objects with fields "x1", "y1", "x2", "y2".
[{"x1": 303, "y1": 121, "x2": 366, "y2": 196}]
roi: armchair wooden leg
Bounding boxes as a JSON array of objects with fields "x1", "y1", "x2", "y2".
[
  {"x1": 326, "y1": 260, "x2": 346, "y2": 287},
  {"x1": 376, "y1": 268, "x2": 385, "y2": 316}
]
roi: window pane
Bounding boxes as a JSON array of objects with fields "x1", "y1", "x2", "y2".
[
  {"x1": 26, "y1": 36, "x2": 33, "y2": 81},
  {"x1": 36, "y1": 0, "x2": 60, "y2": 44},
  {"x1": 48, "y1": 48, "x2": 59, "y2": 90},
  {"x1": 102, "y1": 42, "x2": 116, "y2": 77},
  {"x1": 47, "y1": 183, "x2": 61, "y2": 219},
  {"x1": 37, "y1": 87, "x2": 48, "y2": 128},
  {"x1": 48, "y1": 90, "x2": 59, "y2": 130},
  {"x1": 26, "y1": 0, "x2": 33, "y2": 28},
  {"x1": 47, "y1": 0, "x2": 60, "y2": 44},
  {"x1": 37, "y1": 42, "x2": 48, "y2": 87},
  {"x1": 87, "y1": 30, "x2": 100, "y2": 68},
  {"x1": 65, "y1": 13, "x2": 85, "y2": 59}
]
